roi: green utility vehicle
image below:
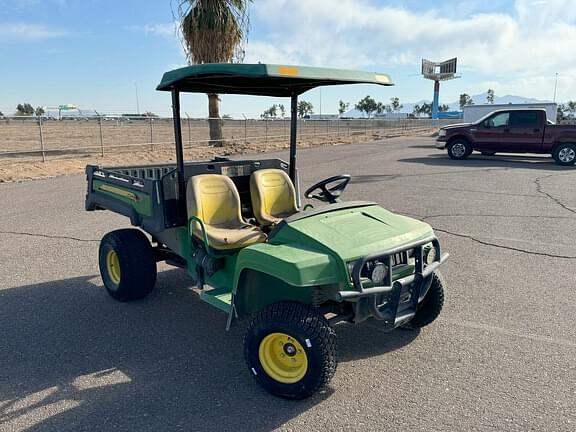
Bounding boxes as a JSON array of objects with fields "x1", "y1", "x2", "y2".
[{"x1": 85, "y1": 64, "x2": 448, "y2": 399}]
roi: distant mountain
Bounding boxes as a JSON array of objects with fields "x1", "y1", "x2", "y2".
[{"x1": 470, "y1": 92, "x2": 549, "y2": 105}]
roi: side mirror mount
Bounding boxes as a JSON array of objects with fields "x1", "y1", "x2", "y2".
[{"x1": 483, "y1": 120, "x2": 491, "y2": 128}]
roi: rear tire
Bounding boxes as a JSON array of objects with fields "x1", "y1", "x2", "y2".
[
  {"x1": 408, "y1": 271, "x2": 445, "y2": 328},
  {"x1": 244, "y1": 302, "x2": 337, "y2": 400},
  {"x1": 447, "y1": 139, "x2": 472, "y2": 160},
  {"x1": 99, "y1": 229, "x2": 157, "y2": 301},
  {"x1": 552, "y1": 143, "x2": 576, "y2": 166}
]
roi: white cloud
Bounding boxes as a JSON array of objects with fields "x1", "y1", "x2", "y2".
[
  {"x1": 0, "y1": 23, "x2": 67, "y2": 40},
  {"x1": 126, "y1": 23, "x2": 177, "y2": 37},
  {"x1": 0, "y1": 0, "x2": 70, "y2": 9},
  {"x1": 471, "y1": 75, "x2": 576, "y2": 103},
  {"x1": 0, "y1": 0, "x2": 39, "y2": 7},
  {"x1": 250, "y1": 0, "x2": 576, "y2": 85},
  {"x1": 244, "y1": 41, "x2": 302, "y2": 65}
]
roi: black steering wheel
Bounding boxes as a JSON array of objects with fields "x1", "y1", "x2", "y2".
[{"x1": 304, "y1": 175, "x2": 351, "y2": 204}]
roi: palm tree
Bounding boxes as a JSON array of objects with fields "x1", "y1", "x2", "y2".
[{"x1": 177, "y1": 0, "x2": 251, "y2": 146}]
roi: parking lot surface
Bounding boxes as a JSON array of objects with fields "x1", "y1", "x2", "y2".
[{"x1": 1, "y1": 136, "x2": 575, "y2": 432}]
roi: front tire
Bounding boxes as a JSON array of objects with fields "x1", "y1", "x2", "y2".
[
  {"x1": 408, "y1": 271, "x2": 445, "y2": 328},
  {"x1": 99, "y1": 229, "x2": 157, "y2": 301},
  {"x1": 244, "y1": 302, "x2": 337, "y2": 400},
  {"x1": 447, "y1": 139, "x2": 472, "y2": 160},
  {"x1": 552, "y1": 143, "x2": 576, "y2": 166}
]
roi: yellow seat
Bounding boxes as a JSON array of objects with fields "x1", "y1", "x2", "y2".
[
  {"x1": 187, "y1": 174, "x2": 266, "y2": 250},
  {"x1": 250, "y1": 169, "x2": 298, "y2": 226}
]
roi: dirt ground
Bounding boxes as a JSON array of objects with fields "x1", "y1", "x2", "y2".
[
  {"x1": 0, "y1": 131, "x2": 421, "y2": 182},
  {"x1": 0, "y1": 116, "x2": 449, "y2": 182},
  {"x1": 0, "y1": 117, "x2": 437, "y2": 154}
]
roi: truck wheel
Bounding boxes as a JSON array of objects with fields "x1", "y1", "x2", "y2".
[
  {"x1": 99, "y1": 229, "x2": 157, "y2": 301},
  {"x1": 447, "y1": 140, "x2": 472, "y2": 160},
  {"x1": 408, "y1": 271, "x2": 445, "y2": 328},
  {"x1": 552, "y1": 143, "x2": 576, "y2": 166},
  {"x1": 244, "y1": 302, "x2": 337, "y2": 400}
]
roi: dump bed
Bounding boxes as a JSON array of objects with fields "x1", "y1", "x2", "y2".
[{"x1": 85, "y1": 158, "x2": 290, "y2": 235}]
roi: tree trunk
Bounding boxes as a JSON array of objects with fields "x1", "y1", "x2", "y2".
[{"x1": 207, "y1": 93, "x2": 223, "y2": 147}]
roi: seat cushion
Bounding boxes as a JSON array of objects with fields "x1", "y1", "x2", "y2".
[
  {"x1": 187, "y1": 174, "x2": 266, "y2": 250},
  {"x1": 204, "y1": 223, "x2": 267, "y2": 250},
  {"x1": 250, "y1": 169, "x2": 298, "y2": 226}
]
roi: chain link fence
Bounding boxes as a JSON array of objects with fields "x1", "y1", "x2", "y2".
[{"x1": 0, "y1": 116, "x2": 459, "y2": 163}]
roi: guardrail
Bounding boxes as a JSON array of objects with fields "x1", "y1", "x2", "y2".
[{"x1": 0, "y1": 116, "x2": 460, "y2": 162}]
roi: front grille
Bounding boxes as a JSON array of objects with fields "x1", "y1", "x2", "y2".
[{"x1": 391, "y1": 251, "x2": 408, "y2": 267}]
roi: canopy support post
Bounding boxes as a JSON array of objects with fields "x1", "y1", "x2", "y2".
[
  {"x1": 289, "y1": 93, "x2": 298, "y2": 182},
  {"x1": 289, "y1": 93, "x2": 301, "y2": 207},
  {"x1": 171, "y1": 90, "x2": 186, "y2": 220}
]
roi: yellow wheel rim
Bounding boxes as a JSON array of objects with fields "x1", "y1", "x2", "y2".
[
  {"x1": 258, "y1": 332, "x2": 308, "y2": 384},
  {"x1": 106, "y1": 250, "x2": 121, "y2": 284}
]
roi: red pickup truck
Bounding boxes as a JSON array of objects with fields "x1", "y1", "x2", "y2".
[{"x1": 435, "y1": 109, "x2": 576, "y2": 165}]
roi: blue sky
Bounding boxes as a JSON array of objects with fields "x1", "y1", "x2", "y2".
[{"x1": 1, "y1": 0, "x2": 575, "y2": 117}]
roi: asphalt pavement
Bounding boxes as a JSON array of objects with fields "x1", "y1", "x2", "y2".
[{"x1": 1, "y1": 136, "x2": 575, "y2": 432}]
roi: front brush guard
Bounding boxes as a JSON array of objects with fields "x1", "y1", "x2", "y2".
[{"x1": 338, "y1": 235, "x2": 448, "y2": 328}]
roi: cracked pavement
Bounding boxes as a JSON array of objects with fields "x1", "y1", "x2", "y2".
[{"x1": 1, "y1": 136, "x2": 575, "y2": 432}]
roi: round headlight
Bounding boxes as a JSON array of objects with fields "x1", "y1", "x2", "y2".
[
  {"x1": 425, "y1": 246, "x2": 437, "y2": 265},
  {"x1": 370, "y1": 262, "x2": 388, "y2": 285}
]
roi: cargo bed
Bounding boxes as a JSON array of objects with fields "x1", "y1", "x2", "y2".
[{"x1": 85, "y1": 157, "x2": 290, "y2": 234}]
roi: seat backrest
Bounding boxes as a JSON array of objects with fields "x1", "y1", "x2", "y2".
[
  {"x1": 250, "y1": 169, "x2": 298, "y2": 225},
  {"x1": 187, "y1": 174, "x2": 243, "y2": 227}
]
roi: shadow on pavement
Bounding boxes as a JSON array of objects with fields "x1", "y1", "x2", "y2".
[
  {"x1": 409, "y1": 144, "x2": 439, "y2": 149},
  {"x1": 351, "y1": 174, "x2": 398, "y2": 184},
  {"x1": 0, "y1": 268, "x2": 417, "y2": 432},
  {"x1": 399, "y1": 153, "x2": 574, "y2": 170}
]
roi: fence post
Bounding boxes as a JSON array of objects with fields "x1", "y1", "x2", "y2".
[
  {"x1": 149, "y1": 117, "x2": 154, "y2": 151},
  {"x1": 98, "y1": 116, "x2": 104, "y2": 157},
  {"x1": 38, "y1": 116, "x2": 46, "y2": 162},
  {"x1": 186, "y1": 116, "x2": 191, "y2": 148},
  {"x1": 221, "y1": 117, "x2": 225, "y2": 146},
  {"x1": 265, "y1": 118, "x2": 268, "y2": 144}
]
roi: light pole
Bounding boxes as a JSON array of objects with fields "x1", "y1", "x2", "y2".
[
  {"x1": 319, "y1": 88, "x2": 322, "y2": 120},
  {"x1": 135, "y1": 82, "x2": 140, "y2": 114},
  {"x1": 553, "y1": 73, "x2": 559, "y2": 103}
]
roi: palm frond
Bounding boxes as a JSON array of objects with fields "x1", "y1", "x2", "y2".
[{"x1": 175, "y1": 0, "x2": 252, "y2": 64}]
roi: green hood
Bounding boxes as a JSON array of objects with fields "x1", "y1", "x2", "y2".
[{"x1": 272, "y1": 204, "x2": 434, "y2": 261}]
